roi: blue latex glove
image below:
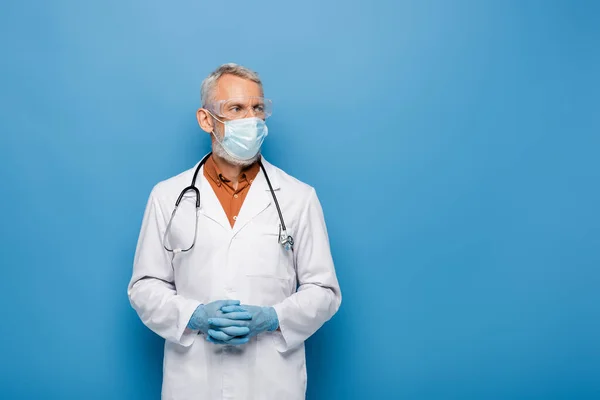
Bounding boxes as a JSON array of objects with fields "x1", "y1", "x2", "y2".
[
  {"x1": 209, "y1": 305, "x2": 279, "y2": 341},
  {"x1": 187, "y1": 300, "x2": 251, "y2": 339}
]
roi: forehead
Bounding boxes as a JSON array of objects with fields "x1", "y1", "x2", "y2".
[{"x1": 214, "y1": 74, "x2": 263, "y2": 101}]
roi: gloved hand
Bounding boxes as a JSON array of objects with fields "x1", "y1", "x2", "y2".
[
  {"x1": 187, "y1": 300, "x2": 251, "y2": 340},
  {"x1": 208, "y1": 305, "x2": 279, "y2": 342}
]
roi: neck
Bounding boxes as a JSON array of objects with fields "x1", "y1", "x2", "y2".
[{"x1": 211, "y1": 153, "x2": 256, "y2": 185}]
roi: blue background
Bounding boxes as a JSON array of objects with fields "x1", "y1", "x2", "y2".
[{"x1": 1, "y1": 0, "x2": 599, "y2": 399}]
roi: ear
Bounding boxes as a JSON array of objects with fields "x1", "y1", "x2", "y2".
[{"x1": 197, "y1": 108, "x2": 214, "y2": 134}]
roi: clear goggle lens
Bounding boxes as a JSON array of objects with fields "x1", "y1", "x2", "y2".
[{"x1": 206, "y1": 97, "x2": 273, "y2": 120}]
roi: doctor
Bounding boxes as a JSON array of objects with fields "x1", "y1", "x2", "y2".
[{"x1": 127, "y1": 63, "x2": 341, "y2": 400}]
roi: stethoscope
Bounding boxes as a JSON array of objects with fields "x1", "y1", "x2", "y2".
[{"x1": 162, "y1": 152, "x2": 294, "y2": 256}]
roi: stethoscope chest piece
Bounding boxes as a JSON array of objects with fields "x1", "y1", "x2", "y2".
[{"x1": 279, "y1": 225, "x2": 294, "y2": 251}]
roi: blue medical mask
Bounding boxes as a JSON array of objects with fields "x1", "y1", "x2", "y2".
[{"x1": 211, "y1": 116, "x2": 269, "y2": 161}]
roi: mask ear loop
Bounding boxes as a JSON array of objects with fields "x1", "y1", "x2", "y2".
[
  {"x1": 205, "y1": 110, "x2": 229, "y2": 152},
  {"x1": 203, "y1": 109, "x2": 224, "y2": 144},
  {"x1": 205, "y1": 109, "x2": 226, "y2": 128}
]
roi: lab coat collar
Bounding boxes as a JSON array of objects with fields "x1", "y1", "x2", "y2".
[
  {"x1": 258, "y1": 157, "x2": 280, "y2": 191},
  {"x1": 231, "y1": 156, "x2": 282, "y2": 235},
  {"x1": 196, "y1": 168, "x2": 231, "y2": 231},
  {"x1": 193, "y1": 153, "x2": 281, "y2": 233}
]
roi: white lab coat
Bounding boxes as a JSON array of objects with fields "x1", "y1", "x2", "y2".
[{"x1": 127, "y1": 156, "x2": 341, "y2": 400}]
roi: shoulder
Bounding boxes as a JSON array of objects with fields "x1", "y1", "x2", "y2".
[
  {"x1": 148, "y1": 161, "x2": 201, "y2": 206},
  {"x1": 261, "y1": 158, "x2": 315, "y2": 199},
  {"x1": 260, "y1": 158, "x2": 324, "y2": 223}
]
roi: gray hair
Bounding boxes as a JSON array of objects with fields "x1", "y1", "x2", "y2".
[{"x1": 200, "y1": 63, "x2": 263, "y2": 106}]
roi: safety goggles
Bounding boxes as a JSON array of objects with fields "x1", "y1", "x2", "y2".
[{"x1": 205, "y1": 96, "x2": 273, "y2": 120}]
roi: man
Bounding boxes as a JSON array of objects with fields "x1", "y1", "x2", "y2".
[{"x1": 127, "y1": 63, "x2": 341, "y2": 400}]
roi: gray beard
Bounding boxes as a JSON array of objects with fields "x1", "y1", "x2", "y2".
[{"x1": 211, "y1": 132, "x2": 260, "y2": 167}]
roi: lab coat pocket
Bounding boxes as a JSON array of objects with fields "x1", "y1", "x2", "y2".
[
  {"x1": 258, "y1": 331, "x2": 307, "y2": 399},
  {"x1": 243, "y1": 232, "x2": 292, "y2": 280}
]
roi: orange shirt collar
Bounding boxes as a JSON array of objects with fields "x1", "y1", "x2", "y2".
[{"x1": 204, "y1": 154, "x2": 261, "y2": 187}]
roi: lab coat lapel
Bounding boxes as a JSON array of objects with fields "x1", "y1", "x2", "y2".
[
  {"x1": 197, "y1": 166, "x2": 231, "y2": 231},
  {"x1": 232, "y1": 159, "x2": 280, "y2": 235}
]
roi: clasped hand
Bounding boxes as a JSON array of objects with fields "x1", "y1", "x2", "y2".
[{"x1": 188, "y1": 300, "x2": 279, "y2": 346}]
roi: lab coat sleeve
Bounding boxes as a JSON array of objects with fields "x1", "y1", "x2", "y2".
[
  {"x1": 272, "y1": 188, "x2": 341, "y2": 352},
  {"x1": 127, "y1": 189, "x2": 201, "y2": 347}
]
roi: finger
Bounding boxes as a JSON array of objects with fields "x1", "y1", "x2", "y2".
[
  {"x1": 209, "y1": 318, "x2": 250, "y2": 328},
  {"x1": 220, "y1": 305, "x2": 248, "y2": 313},
  {"x1": 208, "y1": 329, "x2": 234, "y2": 341},
  {"x1": 216, "y1": 311, "x2": 252, "y2": 320},
  {"x1": 206, "y1": 336, "x2": 227, "y2": 344},
  {"x1": 218, "y1": 326, "x2": 250, "y2": 336}
]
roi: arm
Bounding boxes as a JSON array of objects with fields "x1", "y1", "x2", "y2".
[
  {"x1": 272, "y1": 188, "x2": 342, "y2": 351},
  {"x1": 127, "y1": 190, "x2": 201, "y2": 347}
]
